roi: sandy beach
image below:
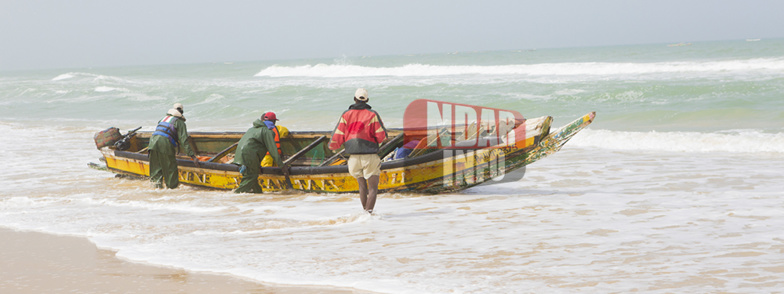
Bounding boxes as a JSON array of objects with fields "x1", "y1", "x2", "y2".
[{"x1": 0, "y1": 228, "x2": 361, "y2": 294}]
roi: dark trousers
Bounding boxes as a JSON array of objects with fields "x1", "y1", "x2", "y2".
[
  {"x1": 150, "y1": 149, "x2": 179, "y2": 189},
  {"x1": 235, "y1": 161, "x2": 262, "y2": 193}
]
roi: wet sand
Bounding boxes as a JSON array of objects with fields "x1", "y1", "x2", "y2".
[{"x1": 0, "y1": 228, "x2": 361, "y2": 294}]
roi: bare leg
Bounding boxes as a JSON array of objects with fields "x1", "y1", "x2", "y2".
[
  {"x1": 356, "y1": 177, "x2": 368, "y2": 210},
  {"x1": 365, "y1": 175, "x2": 379, "y2": 213}
]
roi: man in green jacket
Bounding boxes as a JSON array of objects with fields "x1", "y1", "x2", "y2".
[
  {"x1": 232, "y1": 115, "x2": 282, "y2": 193},
  {"x1": 148, "y1": 103, "x2": 199, "y2": 189}
]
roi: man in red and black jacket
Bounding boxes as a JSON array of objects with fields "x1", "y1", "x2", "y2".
[{"x1": 329, "y1": 88, "x2": 387, "y2": 214}]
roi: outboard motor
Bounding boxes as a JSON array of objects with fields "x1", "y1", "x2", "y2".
[{"x1": 113, "y1": 126, "x2": 142, "y2": 151}]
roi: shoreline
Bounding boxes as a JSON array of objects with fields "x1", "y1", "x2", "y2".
[{"x1": 0, "y1": 227, "x2": 364, "y2": 294}]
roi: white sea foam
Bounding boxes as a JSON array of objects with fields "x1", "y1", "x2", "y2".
[
  {"x1": 570, "y1": 128, "x2": 784, "y2": 154},
  {"x1": 94, "y1": 86, "x2": 124, "y2": 92},
  {"x1": 125, "y1": 92, "x2": 167, "y2": 101},
  {"x1": 52, "y1": 73, "x2": 77, "y2": 81},
  {"x1": 2, "y1": 122, "x2": 784, "y2": 293},
  {"x1": 74, "y1": 196, "x2": 230, "y2": 214},
  {"x1": 52, "y1": 72, "x2": 103, "y2": 81},
  {"x1": 51, "y1": 72, "x2": 134, "y2": 84},
  {"x1": 255, "y1": 58, "x2": 784, "y2": 78}
]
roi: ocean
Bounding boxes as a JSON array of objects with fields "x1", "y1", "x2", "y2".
[{"x1": 1, "y1": 39, "x2": 783, "y2": 293}]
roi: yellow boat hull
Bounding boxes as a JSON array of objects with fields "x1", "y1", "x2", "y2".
[{"x1": 97, "y1": 113, "x2": 595, "y2": 193}]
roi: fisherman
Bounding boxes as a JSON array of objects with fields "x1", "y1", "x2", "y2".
[
  {"x1": 328, "y1": 88, "x2": 387, "y2": 213},
  {"x1": 233, "y1": 114, "x2": 282, "y2": 193},
  {"x1": 260, "y1": 112, "x2": 290, "y2": 167},
  {"x1": 148, "y1": 103, "x2": 199, "y2": 189}
]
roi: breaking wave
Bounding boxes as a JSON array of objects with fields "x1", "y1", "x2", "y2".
[
  {"x1": 255, "y1": 58, "x2": 784, "y2": 78},
  {"x1": 571, "y1": 129, "x2": 784, "y2": 154}
]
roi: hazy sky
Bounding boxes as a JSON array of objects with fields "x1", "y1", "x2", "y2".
[{"x1": 2, "y1": 0, "x2": 782, "y2": 71}]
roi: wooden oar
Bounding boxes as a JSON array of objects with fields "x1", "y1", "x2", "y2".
[
  {"x1": 319, "y1": 149, "x2": 346, "y2": 166},
  {"x1": 282, "y1": 136, "x2": 327, "y2": 166},
  {"x1": 280, "y1": 136, "x2": 327, "y2": 190},
  {"x1": 208, "y1": 142, "x2": 238, "y2": 162},
  {"x1": 377, "y1": 132, "x2": 405, "y2": 160},
  {"x1": 408, "y1": 127, "x2": 449, "y2": 158},
  {"x1": 187, "y1": 136, "x2": 201, "y2": 155}
]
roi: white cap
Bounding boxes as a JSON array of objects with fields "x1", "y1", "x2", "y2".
[
  {"x1": 173, "y1": 103, "x2": 183, "y2": 110},
  {"x1": 354, "y1": 88, "x2": 368, "y2": 102},
  {"x1": 167, "y1": 108, "x2": 183, "y2": 118}
]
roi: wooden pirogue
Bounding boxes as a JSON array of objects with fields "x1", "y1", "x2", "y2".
[{"x1": 93, "y1": 112, "x2": 595, "y2": 193}]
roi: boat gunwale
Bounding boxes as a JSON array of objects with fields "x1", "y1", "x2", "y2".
[
  {"x1": 98, "y1": 112, "x2": 593, "y2": 193},
  {"x1": 112, "y1": 144, "x2": 524, "y2": 176}
]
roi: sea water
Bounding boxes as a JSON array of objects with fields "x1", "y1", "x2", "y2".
[{"x1": 1, "y1": 39, "x2": 783, "y2": 293}]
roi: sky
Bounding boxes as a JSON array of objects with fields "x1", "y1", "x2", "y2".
[{"x1": 1, "y1": 0, "x2": 783, "y2": 71}]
